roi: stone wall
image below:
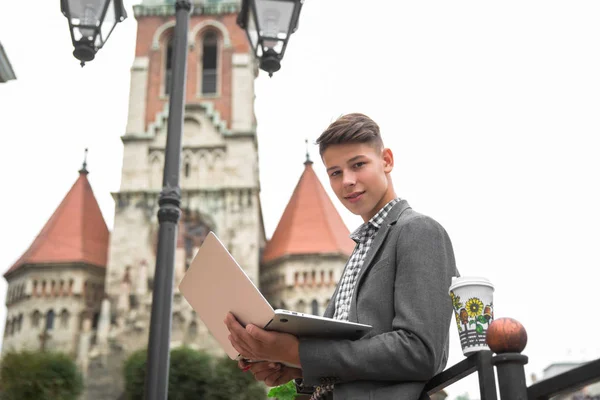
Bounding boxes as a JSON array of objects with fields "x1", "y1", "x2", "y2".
[
  {"x1": 2, "y1": 264, "x2": 105, "y2": 356},
  {"x1": 261, "y1": 254, "x2": 348, "y2": 316}
]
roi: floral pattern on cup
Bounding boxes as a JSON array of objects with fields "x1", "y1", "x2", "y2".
[{"x1": 450, "y1": 291, "x2": 494, "y2": 351}]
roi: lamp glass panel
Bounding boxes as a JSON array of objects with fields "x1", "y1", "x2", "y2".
[
  {"x1": 68, "y1": 0, "x2": 105, "y2": 23},
  {"x1": 261, "y1": 39, "x2": 283, "y2": 54},
  {"x1": 99, "y1": 0, "x2": 116, "y2": 44},
  {"x1": 73, "y1": 27, "x2": 84, "y2": 41},
  {"x1": 247, "y1": 5, "x2": 259, "y2": 51},
  {"x1": 255, "y1": 0, "x2": 294, "y2": 41},
  {"x1": 68, "y1": 0, "x2": 106, "y2": 40}
]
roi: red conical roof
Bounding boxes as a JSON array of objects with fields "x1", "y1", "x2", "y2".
[
  {"x1": 262, "y1": 161, "x2": 355, "y2": 264},
  {"x1": 4, "y1": 169, "x2": 109, "y2": 277}
]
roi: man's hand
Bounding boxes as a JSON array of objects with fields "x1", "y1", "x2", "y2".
[
  {"x1": 239, "y1": 360, "x2": 302, "y2": 387},
  {"x1": 224, "y1": 313, "x2": 301, "y2": 366}
]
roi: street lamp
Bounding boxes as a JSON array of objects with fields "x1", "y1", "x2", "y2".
[
  {"x1": 237, "y1": 0, "x2": 304, "y2": 77},
  {"x1": 61, "y1": 0, "x2": 127, "y2": 66}
]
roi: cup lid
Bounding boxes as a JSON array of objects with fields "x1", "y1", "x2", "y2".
[{"x1": 449, "y1": 276, "x2": 495, "y2": 293}]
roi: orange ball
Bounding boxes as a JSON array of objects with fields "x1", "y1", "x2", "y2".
[{"x1": 486, "y1": 317, "x2": 528, "y2": 354}]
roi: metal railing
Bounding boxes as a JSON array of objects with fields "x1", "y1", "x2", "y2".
[
  {"x1": 424, "y1": 318, "x2": 600, "y2": 400},
  {"x1": 424, "y1": 351, "x2": 497, "y2": 400}
]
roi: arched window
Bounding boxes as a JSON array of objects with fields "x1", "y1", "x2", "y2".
[
  {"x1": 17, "y1": 314, "x2": 23, "y2": 332},
  {"x1": 311, "y1": 300, "x2": 319, "y2": 316},
  {"x1": 59, "y1": 280, "x2": 65, "y2": 296},
  {"x1": 296, "y1": 300, "x2": 306, "y2": 313},
  {"x1": 32, "y1": 310, "x2": 41, "y2": 328},
  {"x1": 173, "y1": 312, "x2": 185, "y2": 332},
  {"x1": 42, "y1": 280, "x2": 47, "y2": 296},
  {"x1": 92, "y1": 312, "x2": 100, "y2": 330},
  {"x1": 68, "y1": 279, "x2": 74, "y2": 295},
  {"x1": 164, "y1": 37, "x2": 174, "y2": 95},
  {"x1": 84, "y1": 281, "x2": 90, "y2": 303},
  {"x1": 188, "y1": 320, "x2": 198, "y2": 338},
  {"x1": 60, "y1": 309, "x2": 70, "y2": 329},
  {"x1": 201, "y1": 31, "x2": 218, "y2": 95},
  {"x1": 184, "y1": 161, "x2": 191, "y2": 178},
  {"x1": 33, "y1": 280, "x2": 38, "y2": 296},
  {"x1": 51, "y1": 280, "x2": 56, "y2": 296},
  {"x1": 46, "y1": 310, "x2": 55, "y2": 330}
]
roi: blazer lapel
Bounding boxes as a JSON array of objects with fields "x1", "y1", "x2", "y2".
[{"x1": 348, "y1": 200, "x2": 411, "y2": 321}]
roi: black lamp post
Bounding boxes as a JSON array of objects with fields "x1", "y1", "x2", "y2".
[
  {"x1": 61, "y1": 0, "x2": 127, "y2": 66},
  {"x1": 142, "y1": 1, "x2": 191, "y2": 398},
  {"x1": 237, "y1": 0, "x2": 304, "y2": 77}
]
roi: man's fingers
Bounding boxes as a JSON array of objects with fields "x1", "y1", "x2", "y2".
[
  {"x1": 271, "y1": 374, "x2": 289, "y2": 387},
  {"x1": 263, "y1": 369, "x2": 285, "y2": 387},
  {"x1": 246, "y1": 324, "x2": 275, "y2": 344},
  {"x1": 229, "y1": 335, "x2": 252, "y2": 360},
  {"x1": 225, "y1": 314, "x2": 248, "y2": 338},
  {"x1": 252, "y1": 364, "x2": 281, "y2": 380},
  {"x1": 225, "y1": 314, "x2": 255, "y2": 357},
  {"x1": 249, "y1": 362, "x2": 278, "y2": 374}
]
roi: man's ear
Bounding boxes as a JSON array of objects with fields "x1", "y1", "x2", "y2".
[{"x1": 382, "y1": 148, "x2": 394, "y2": 173}]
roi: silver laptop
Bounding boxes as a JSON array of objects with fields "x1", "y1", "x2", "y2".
[{"x1": 178, "y1": 232, "x2": 371, "y2": 361}]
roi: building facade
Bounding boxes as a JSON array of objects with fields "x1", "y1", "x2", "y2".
[
  {"x1": 2, "y1": 163, "x2": 108, "y2": 365},
  {"x1": 2, "y1": 1, "x2": 353, "y2": 398}
]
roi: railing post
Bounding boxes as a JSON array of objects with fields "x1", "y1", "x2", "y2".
[
  {"x1": 486, "y1": 317, "x2": 529, "y2": 400},
  {"x1": 476, "y1": 350, "x2": 498, "y2": 400}
]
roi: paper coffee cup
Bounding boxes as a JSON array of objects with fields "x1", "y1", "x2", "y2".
[{"x1": 449, "y1": 276, "x2": 495, "y2": 356}]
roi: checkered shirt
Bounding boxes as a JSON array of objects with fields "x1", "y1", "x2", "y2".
[
  {"x1": 332, "y1": 197, "x2": 401, "y2": 321},
  {"x1": 308, "y1": 198, "x2": 401, "y2": 400}
]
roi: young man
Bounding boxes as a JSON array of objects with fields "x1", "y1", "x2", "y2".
[{"x1": 225, "y1": 113, "x2": 458, "y2": 399}]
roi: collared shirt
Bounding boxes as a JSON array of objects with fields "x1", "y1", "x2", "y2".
[
  {"x1": 308, "y1": 197, "x2": 402, "y2": 400},
  {"x1": 332, "y1": 197, "x2": 402, "y2": 321}
]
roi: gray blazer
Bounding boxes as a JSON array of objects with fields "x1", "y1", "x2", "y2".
[{"x1": 298, "y1": 200, "x2": 458, "y2": 400}]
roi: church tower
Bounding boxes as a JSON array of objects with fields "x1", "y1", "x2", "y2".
[
  {"x1": 1, "y1": 159, "x2": 108, "y2": 358},
  {"x1": 86, "y1": 0, "x2": 263, "y2": 397},
  {"x1": 104, "y1": 0, "x2": 261, "y2": 346},
  {"x1": 260, "y1": 153, "x2": 355, "y2": 317}
]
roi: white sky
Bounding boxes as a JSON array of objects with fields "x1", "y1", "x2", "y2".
[{"x1": 1, "y1": 0, "x2": 599, "y2": 398}]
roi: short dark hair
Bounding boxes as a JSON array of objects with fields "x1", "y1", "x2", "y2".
[{"x1": 316, "y1": 113, "x2": 383, "y2": 155}]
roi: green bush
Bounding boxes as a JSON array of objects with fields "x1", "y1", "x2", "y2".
[
  {"x1": 123, "y1": 347, "x2": 213, "y2": 400},
  {"x1": 0, "y1": 350, "x2": 83, "y2": 400},
  {"x1": 206, "y1": 356, "x2": 266, "y2": 400},
  {"x1": 123, "y1": 348, "x2": 266, "y2": 400}
]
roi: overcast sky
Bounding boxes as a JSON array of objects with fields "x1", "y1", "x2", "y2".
[{"x1": 1, "y1": 0, "x2": 599, "y2": 397}]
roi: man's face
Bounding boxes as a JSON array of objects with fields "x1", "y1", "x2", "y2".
[{"x1": 322, "y1": 142, "x2": 394, "y2": 222}]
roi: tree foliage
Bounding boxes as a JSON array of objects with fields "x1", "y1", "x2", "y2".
[
  {"x1": 0, "y1": 350, "x2": 83, "y2": 400},
  {"x1": 123, "y1": 347, "x2": 265, "y2": 400},
  {"x1": 207, "y1": 356, "x2": 266, "y2": 400}
]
